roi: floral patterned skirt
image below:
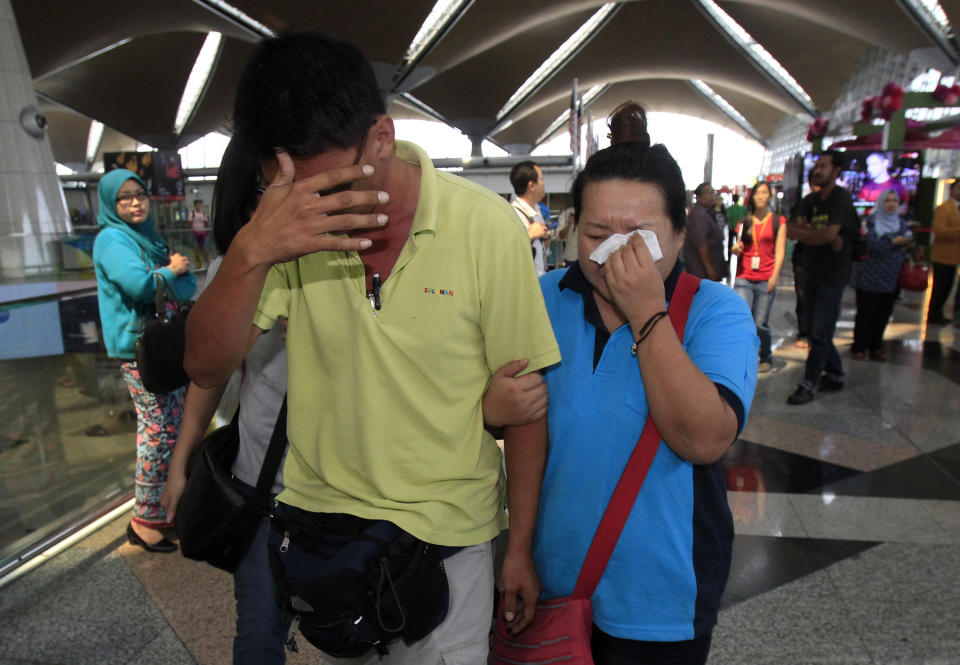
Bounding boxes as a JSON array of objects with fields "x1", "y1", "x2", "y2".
[{"x1": 120, "y1": 361, "x2": 186, "y2": 529}]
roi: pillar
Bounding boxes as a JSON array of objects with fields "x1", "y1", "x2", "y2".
[{"x1": 0, "y1": 0, "x2": 70, "y2": 278}]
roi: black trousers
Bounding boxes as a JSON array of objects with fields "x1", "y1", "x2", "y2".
[
  {"x1": 927, "y1": 262, "x2": 958, "y2": 320},
  {"x1": 853, "y1": 289, "x2": 897, "y2": 353},
  {"x1": 591, "y1": 626, "x2": 712, "y2": 665},
  {"x1": 792, "y1": 255, "x2": 810, "y2": 338}
]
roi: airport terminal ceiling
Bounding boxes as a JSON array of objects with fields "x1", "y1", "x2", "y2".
[{"x1": 12, "y1": 0, "x2": 960, "y2": 166}]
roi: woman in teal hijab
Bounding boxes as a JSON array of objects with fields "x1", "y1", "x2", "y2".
[{"x1": 93, "y1": 168, "x2": 196, "y2": 553}]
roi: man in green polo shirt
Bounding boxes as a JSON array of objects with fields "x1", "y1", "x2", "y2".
[{"x1": 186, "y1": 32, "x2": 559, "y2": 664}]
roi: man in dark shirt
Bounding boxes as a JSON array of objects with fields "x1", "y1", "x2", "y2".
[
  {"x1": 683, "y1": 182, "x2": 724, "y2": 281},
  {"x1": 786, "y1": 150, "x2": 857, "y2": 405}
]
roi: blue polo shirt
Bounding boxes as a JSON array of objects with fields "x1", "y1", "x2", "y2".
[{"x1": 533, "y1": 262, "x2": 758, "y2": 641}]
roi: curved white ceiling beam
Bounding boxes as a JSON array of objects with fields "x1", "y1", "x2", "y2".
[
  {"x1": 690, "y1": 79, "x2": 766, "y2": 145},
  {"x1": 895, "y1": 0, "x2": 959, "y2": 65},
  {"x1": 694, "y1": 0, "x2": 817, "y2": 117},
  {"x1": 492, "y1": 3, "x2": 620, "y2": 131}
]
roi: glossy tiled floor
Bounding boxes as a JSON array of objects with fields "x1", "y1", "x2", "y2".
[
  {"x1": 1, "y1": 276, "x2": 958, "y2": 665},
  {"x1": 710, "y1": 281, "x2": 960, "y2": 665}
]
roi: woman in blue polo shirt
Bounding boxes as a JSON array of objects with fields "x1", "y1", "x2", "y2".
[{"x1": 530, "y1": 103, "x2": 758, "y2": 664}]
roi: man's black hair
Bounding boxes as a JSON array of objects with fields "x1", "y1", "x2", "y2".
[
  {"x1": 510, "y1": 161, "x2": 540, "y2": 196},
  {"x1": 819, "y1": 149, "x2": 846, "y2": 171},
  {"x1": 732, "y1": 193, "x2": 740, "y2": 204},
  {"x1": 572, "y1": 143, "x2": 687, "y2": 234},
  {"x1": 232, "y1": 32, "x2": 386, "y2": 158},
  {"x1": 694, "y1": 182, "x2": 712, "y2": 197}
]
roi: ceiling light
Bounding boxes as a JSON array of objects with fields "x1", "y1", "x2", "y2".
[
  {"x1": 496, "y1": 3, "x2": 619, "y2": 123},
  {"x1": 85, "y1": 120, "x2": 104, "y2": 166},
  {"x1": 695, "y1": 0, "x2": 816, "y2": 116},
  {"x1": 173, "y1": 32, "x2": 223, "y2": 137}
]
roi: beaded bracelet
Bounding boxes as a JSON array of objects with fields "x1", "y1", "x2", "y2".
[{"x1": 630, "y1": 311, "x2": 668, "y2": 356}]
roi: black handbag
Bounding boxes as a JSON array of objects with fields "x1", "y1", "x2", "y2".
[
  {"x1": 175, "y1": 396, "x2": 288, "y2": 573},
  {"x1": 134, "y1": 272, "x2": 192, "y2": 394}
]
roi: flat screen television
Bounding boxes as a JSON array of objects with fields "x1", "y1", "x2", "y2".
[{"x1": 800, "y1": 150, "x2": 923, "y2": 218}]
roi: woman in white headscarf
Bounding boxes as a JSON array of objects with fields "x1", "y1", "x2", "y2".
[{"x1": 850, "y1": 189, "x2": 913, "y2": 361}]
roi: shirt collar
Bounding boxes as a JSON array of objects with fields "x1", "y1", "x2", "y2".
[
  {"x1": 511, "y1": 195, "x2": 539, "y2": 220},
  {"x1": 394, "y1": 140, "x2": 435, "y2": 236}
]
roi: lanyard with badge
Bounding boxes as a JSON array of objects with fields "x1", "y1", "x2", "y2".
[{"x1": 750, "y1": 213, "x2": 771, "y2": 271}]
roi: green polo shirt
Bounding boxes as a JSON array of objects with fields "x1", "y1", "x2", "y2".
[{"x1": 253, "y1": 141, "x2": 560, "y2": 546}]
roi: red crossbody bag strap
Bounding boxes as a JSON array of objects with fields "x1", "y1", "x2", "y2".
[{"x1": 571, "y1": 272, "x2": 701, "y2": 600}]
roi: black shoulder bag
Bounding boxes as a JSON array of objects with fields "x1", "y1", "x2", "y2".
[
  {"x1": 175, "y1": 396, "x2": 288, "y2": 573},
  {"x1": 134, "y1": 272, "x2": 193, "y2": 394}
]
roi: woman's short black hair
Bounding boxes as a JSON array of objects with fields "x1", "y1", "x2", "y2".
[
  {"x1": 232, "y1": 31, "x2": 385, "y2": 158},
  {"x1": 212, "y1": 138, "x2": 260, "y2": 255},
  {"x1": 572, "y1": 143, "x2": 687, "y2": 235}
]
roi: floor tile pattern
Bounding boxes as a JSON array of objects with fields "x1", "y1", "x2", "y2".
[{"x1": 1, "y1": 276, "x2": 958, "y2": 664}]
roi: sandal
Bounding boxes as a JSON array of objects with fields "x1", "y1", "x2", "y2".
[{"x1": 84, "y1": 423, "x2": 111, "y2": 437}]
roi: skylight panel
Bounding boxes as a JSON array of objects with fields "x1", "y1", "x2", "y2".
[
  {"x1": 496, "y1": 3, "x2": 618, "y2": 122},
  {"x1": 401, "y1": 0, "x2": 473, "y2": 67},
  {"x1": 695, "y1": 0, "x2": 816, "y2": 116},
  {"x1": 691, "y1": 79, "x2": 765, "y2": 144},
  {"x1": 904, "y1": 0, "x2": 952, "y2": 33},
  {"x1": 173, "y1": 32, "x2": 223, "y2": 137},
  {"x1": 196, "y1": 0, "x2": 273, "y2": 36}
]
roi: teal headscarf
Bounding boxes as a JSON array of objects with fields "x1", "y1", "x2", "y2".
[{"x1": 97, "y1": 169, "x2": 169, "y2": 265}]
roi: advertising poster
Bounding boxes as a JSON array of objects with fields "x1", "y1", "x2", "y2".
[{"x1": 104, "y1": 150, "x2": 184, "y2": 200}]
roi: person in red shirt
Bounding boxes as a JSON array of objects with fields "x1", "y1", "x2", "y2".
[{"x1": 731, "y1": 181, "x2": 787, "y2": 372}]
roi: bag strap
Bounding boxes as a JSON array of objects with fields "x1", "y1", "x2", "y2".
[
  {"x1": 152, "y1": 271, "x2": 178, "y2": 317},
  {"x1": 571, "y1": 272, "x2": 701, "y2": 600},
  {"x1": 251, "y1": 395, "x2": 289, "y2": 501}
]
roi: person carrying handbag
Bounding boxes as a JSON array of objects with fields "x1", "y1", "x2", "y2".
[
  {"x1": 850, "y1": 189, "x2": 913, "y2": 361},
  {"x1": 497, "y1": 104, "x2": 758, "y2": 665},
  {"x1": 92, "y1": 168, "x2": 196, "y2": 553}
]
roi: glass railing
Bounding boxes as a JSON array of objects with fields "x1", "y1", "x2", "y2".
[{"x1": 0, "y1": 228, "x2": 209, "y2": 577}]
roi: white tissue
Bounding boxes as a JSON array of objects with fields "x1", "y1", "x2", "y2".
[{"x1": 588, "y1": 229, "x2": 662, "y2": 265}]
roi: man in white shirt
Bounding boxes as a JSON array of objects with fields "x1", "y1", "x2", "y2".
[{"x1": 509, "y1": 161, "x2": 550, "y2": 275}]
